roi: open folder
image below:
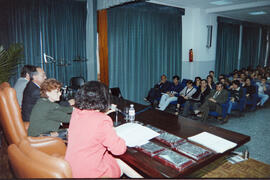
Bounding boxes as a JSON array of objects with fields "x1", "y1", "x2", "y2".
[
  {"x1": 115, "y1": 123, "x2": 160, "y2": 147},
  {"x1": 188, "y1": 132, "x2": 237, "y2": 153}
]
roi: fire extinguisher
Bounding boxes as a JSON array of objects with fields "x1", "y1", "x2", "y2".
[{"x1": 189, "y1": 49, "x2": 193, "y2": 62}]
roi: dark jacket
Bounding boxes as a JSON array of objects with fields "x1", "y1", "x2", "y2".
[
  {"x1": 244, "y1": 84, "x2": 256, "y2": 96},
  {"x1": 192, "y1": 85, "x2": 211, "y2": 103},
  {"x1": 206, "y1": 89, "x2": 229, "y2": 105},
  {"x1": 21, "y1": 81, "x2": 40, "y2": 122},
  {"x1": 168, "y1": 82, "x2": 183, "y2": 96},
  {"x1": 230, "y1": 87, "x2": 243, "y2": 102},
  {"x1": 154, "y1": 80, "x2": 171, "y2": 93},
  {"x1": 28, "y1": 98, "x2": 73, "y2": 137}
]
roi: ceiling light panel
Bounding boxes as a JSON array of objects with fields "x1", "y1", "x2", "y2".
[
  {"x1": 210, "y1": 0, "x2": 233, "y2": 6},
  {"x1": 249, "y1": 11, "x2": 267, "y2": 15}
]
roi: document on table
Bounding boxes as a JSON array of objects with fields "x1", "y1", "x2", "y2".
[
  {"x1": 115, "y1": 123, "x2": 160, "y2": 147},
  {"x1": 188, "y1": 132, "x2": 237, "y2": 153}
]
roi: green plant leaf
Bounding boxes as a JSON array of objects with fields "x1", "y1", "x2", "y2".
[{"x1": 0, "y1": 43, "x2": 24, "y2": 83}]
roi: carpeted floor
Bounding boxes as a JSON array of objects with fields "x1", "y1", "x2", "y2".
[{"x1": 214, "y1": 106, "x2": 270, "y2": 165}]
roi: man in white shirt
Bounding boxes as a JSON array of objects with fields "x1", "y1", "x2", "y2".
[{"x1": 13, "y1": 65, "x2": 36, "y2": 107}]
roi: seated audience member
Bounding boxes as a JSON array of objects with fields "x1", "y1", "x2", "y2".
[
  {"x1": 209, "y1": 70, "x2": 218, "y2": 83},
  {"x1": 255, "y1": 74, "x2": 262, "y2": 82},
  {"x1": 219, "y1": 78, "x2": 227, "y2": 89},
  {"x1": 182, "y1": 79, "x2": 210, "y2": 117},
  {"x1": 250, "y1": 72, "x2": 256, "y2": 82},
  {"x1": 239, "y1": 73, "x2": 246, "y2": 85},
  {"x1": 22, "y1": 67, "x2": 47, "y2": 122},
  {"x1": 232, "y1": 72, "x2": 239, "y2": 81},
  {"x1": 256, "y1": 77, "x2": 269, "y2": 107},
  {"x1": 207, "y1": 75, "x2": 216, "y2": 90},
  {"x1": 197, "y1": 82, "x2": 229, "y2": 123},
  {"x1": 157, "y1": 75, "x2": 182, "y2": 111},
  {"x1": 28, "y1": 79, "x2": 74, "y2": 139},
  {"x1": 218, "y1": 74, "x2": 226, "y2": 81},
  {"x1": 14, "y1": 65, "x2": 36, "y2": 107},
  {"x1": 243, "y1": 77, "x2": 257, "y2": 111},
  {"x1": 224, "y1": 78, "x2": 231, "y2": 89},
  {"x1": 65, "y1": 81, "x2": 142, "y2": 178},
  {"x1": 265, "y1": 72, "x2": 270, "y2": 83},
  {"x1": 193, "y1": 76, "x2": 201, "y2": 89},
  {"x1": 144, "y1": 74, "x2": 170, "y2": 105},
  {"x1": 227, "y1": 80, "x2": 243, "y2": 115},
  {"x1": 175, "y1": 80, "x2": 197, "y2": 113}
]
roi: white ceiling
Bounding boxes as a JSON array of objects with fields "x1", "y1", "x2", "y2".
[{"x1": 149, "y1": 0, "x2": 270, "y2": 25}]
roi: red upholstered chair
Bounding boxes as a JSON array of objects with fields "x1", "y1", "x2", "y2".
[{"x1": 8, "y1": 139, "x2": 72, "y2": 178}]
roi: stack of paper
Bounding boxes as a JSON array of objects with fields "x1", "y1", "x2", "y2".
[
  {"x1": 115, "y1": 123, "x2": 160, "y2": 147},
  {"x1": 188, "y1": 132, "x2": 237, "y2": 153}
]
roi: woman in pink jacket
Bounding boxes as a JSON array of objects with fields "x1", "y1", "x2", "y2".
[{"x1": 65, "y1": 81, "x2": 142, "y2": 178}]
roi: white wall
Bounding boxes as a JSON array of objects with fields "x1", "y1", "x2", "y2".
[{"x1": 182, "y1": 7, "x2": 218, "y2": 80}]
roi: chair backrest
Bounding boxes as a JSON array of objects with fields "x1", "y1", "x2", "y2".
[
  {"x1": 110, "y1": 87, "x2": 123, "y2": 98},
  {"x1": 70, "y1": 77, "x2": 85, "y2": 89},
  {"x1": 8, "y1": 139, "x2": 72, "y2": 178},
  {"x1": 0, "y1": 83, "x2": 27, "y2": 145},
  {"x1": 0, "y1": 82, "x2": 11, "y2": 89}
]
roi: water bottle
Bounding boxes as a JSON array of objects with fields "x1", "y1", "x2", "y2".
[{"x1": 128, "y1": 104, "x2": 135, "y2": 122}]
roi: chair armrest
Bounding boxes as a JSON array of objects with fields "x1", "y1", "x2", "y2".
[
  {"x1": 27, "y1": 136, "x2": 67, "y2": 156},
  {"x1": 24, "y1": 122, "x2": 30, "y2": 131}
]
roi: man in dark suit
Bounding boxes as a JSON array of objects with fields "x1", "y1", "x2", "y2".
[
  {"x1": 22, "y1": 67, "x2": 47, "y2": 122},
  {"x1": 198, "y1": 82, "x2": 229, "y2": 124},
  {"x1": 144, "y1": 74, "x2": 171, "y2": 106}
]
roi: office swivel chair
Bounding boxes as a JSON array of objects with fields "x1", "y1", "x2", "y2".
[
  {"x1": 67, "y1": 77, "x2": 85, "y2": 99},
  {"x1": 110, "y1": 87, "x2": 123, "y2": 99}
]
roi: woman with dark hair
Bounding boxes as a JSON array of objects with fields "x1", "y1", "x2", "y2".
[
  {"x1": 28, "y1": 78, "x2": 74, "y2": 138},
  {"x1": 182, "y1": 79, "x2": 210, "y2": 117},
  {"x1": 65, "y1": 81, "x2": 142, "y2": 178},
  {"x1": 207, "y1": 75, "x2": 216, "y2": 90},
  {"x1": 193, "y1": 76, "x2": 201, "y2": 89},
  {"x1": 175, "y1": 80, "x2": 197, "y2": 115}
]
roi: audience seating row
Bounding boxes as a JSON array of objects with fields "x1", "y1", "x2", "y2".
[{"x1": 161, "y1": 78, "x2": 269, "y2": 120}]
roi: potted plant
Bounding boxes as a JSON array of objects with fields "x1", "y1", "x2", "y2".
[{"x1": 0, "y1": 44, "x2": 24, "y2": 83}]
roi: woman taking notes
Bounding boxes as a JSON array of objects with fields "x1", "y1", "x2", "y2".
[{"x1": 65, "y1": 81, "x2": 142, "y2": 178}]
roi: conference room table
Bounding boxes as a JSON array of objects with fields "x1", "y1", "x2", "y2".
[{"x1": 109, "y1": 96, "x2": 251, "y2": 178}]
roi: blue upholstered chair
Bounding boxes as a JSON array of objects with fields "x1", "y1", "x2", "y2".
[
  {"x1": 245, "y1": 85, "x2": 259, "y2": 111},
  {"x1": 227, "y1": 88, "x2": 247, "y2": 114}
]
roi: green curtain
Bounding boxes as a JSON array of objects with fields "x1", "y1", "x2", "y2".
[
  {"x1": 215, "y1": 21, "x2": 240, "y2": 75},
  {"x1": 0, "y1": 0, "x2": 87, "y2": 86},
  {"x1": 259, "y1": 27, "x2": 268, "y2": 66},
  {"x1": 107, "y1": 2, "x2": 183, "y2": 104},
  {"x1": 240, "y1": 25, "x2": 260, "y2": 69}
]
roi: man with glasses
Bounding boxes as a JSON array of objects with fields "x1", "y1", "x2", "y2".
[{"x1": 197, "y1": 82, "x2": 229, "y2": 124}]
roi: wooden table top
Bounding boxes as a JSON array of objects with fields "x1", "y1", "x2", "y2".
[{"x1": 110, "y1": 97, "x2": 251, "y2": 178}]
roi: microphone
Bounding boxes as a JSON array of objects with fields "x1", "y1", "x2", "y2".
[
  {"x1": 44, "y1": 53, "x2": 55, "y2": 64},
  {"x1": 44, "y1": 53, "x2": 48, "y2": 63},
  {"x1": 110, "y1": 104, "x2": 122, "y2": 113}
]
